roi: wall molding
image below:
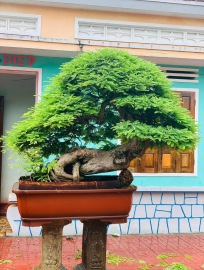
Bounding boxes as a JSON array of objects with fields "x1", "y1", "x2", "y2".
[
  {"x1": 75, "y1": 18, "x2": 204, "y2": 48},
  {"x1": 1, "y1": 33, "x2": 204, "y2": 54}
]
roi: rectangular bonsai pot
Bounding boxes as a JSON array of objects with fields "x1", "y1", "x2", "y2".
[{"x1": 12, "y1": 183, "x2": 136, "y2": 226}]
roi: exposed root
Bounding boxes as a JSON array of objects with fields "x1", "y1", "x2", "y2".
[
  {"x1": 50, "y1": 140, "x2": 148, "y2": 182},
  {"x1": 50, "y1": 169, "x2": 60, "y2": 182},
  {"x1": 72, "y1": 162, "x2": 81, "y2": 182}
]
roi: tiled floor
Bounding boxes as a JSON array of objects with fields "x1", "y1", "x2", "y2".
[{"x1": 0, "y1": 235, "x2": 204, "y2": 269}]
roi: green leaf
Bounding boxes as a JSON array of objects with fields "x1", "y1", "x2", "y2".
[
  {"x1": 0, "y1": 260, "x2": 12, "y2": 264},
  {"x1": 156, "y1": 261, "x2": 168, "y2": 266},
  {"x1": 139, "y1": 260, "x2": 146, "y2": 264},
  {"x1": 184, "y1": 255, "x2": 192, "y2": 259}
]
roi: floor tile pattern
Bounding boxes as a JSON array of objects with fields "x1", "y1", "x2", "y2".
[{"x1": 0, "y1": 235, "x2": 204, "y2": 269}]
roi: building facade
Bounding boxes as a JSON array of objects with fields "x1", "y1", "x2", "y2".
[{"x1": 1, "y1": 0, "x2": 204, "y2": 235}]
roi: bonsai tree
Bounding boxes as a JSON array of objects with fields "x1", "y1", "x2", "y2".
[{"x1": 2, "y1": 48, "x2": 199, "y2": 183}]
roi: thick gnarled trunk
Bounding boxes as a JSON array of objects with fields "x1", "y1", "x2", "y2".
[{"x1": 51, "y1": 140, "x2": 148, "y2": 182}]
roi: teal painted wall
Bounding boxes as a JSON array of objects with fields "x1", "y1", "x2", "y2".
[
  {"x1": 32, "y1": 56, "x2": 72, "y2": 92},
  {"x1": 0, "y1": 54, "x2": 203, "y2": 187}
]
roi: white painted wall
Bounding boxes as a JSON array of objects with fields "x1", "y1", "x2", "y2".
[{"x1": 0, "y1": 73, "x2": 35, "y2": 202}]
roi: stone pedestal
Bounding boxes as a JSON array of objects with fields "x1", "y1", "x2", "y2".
[
  {"x1": 33, "y1": 220, "x2": 71, "y2": 270},
  {"x1": 74, "y1": 220, "x2": 109, "y2": 270}
]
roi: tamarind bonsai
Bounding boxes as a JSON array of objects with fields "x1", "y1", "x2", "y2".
[{"x1": 1, "y1": 48, "x2": 199, "y2": 183}]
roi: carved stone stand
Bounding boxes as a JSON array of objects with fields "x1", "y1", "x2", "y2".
[
  {"x1": 33, "y1": 220, "x2": 71, "y2": 270},
  {"x1": 74, "y1": 220, "x2": 109, "y2": 270}
]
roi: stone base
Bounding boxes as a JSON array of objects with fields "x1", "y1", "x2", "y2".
[
  {"x1": 78, "y1": 220, "x2": 110, "y2": 270},
  {"x1": 33, "y1": 220, "x2": 70, "y2": 270},
  {"x1": 33, "y1": 266, "x2": 67, "y2": 270},
  {"x1": 73, "y1": 263, "x2": 108, "y2": 270}
]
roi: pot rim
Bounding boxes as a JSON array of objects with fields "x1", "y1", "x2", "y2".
[{"x1": 13, "y1": 182, "x2": 137, "y2": 194}]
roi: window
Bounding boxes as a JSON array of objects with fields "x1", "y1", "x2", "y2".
[
  {"x1": 0, "y1": 12, "x2": 41, "y2": 36},
  {"x1": 128, "y1": 90, "x2": 197, "y2": 175}
]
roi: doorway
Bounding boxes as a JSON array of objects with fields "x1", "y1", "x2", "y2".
[{"x1": 0, "y1": 73, "x2": 36, "y2": 211}]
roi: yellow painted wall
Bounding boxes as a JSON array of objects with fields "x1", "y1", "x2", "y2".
[
  {"x1": 1, "y1": 2, "x2": 204, "y2": 40},
  {"x1": 1, "y1": 2, "x2": 204, "y2": 60}
]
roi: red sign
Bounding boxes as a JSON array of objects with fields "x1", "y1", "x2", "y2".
[{"x1": 2, "y1": 54, "x2": 36, "y2": 67}]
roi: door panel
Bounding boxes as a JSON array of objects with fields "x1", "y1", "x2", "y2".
[
  {"x1": 179, "y1": 92, "x2": 195, "y2": 119},
  {"x1": 158, "y1": 148, "x2": 176, "y2": 173},
  {"x1": 176, "y1": 151, "x2": 194, "y2": 173},
  {"x1": 177, "y1": 91, "x2": 195, "y2": 173},
  {"x1": 139, "y1": 149, "x2": 158, "y2": 173}
]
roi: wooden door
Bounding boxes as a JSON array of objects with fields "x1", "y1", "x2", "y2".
[
  {"x1": 128, "y1": 91, "x2": 195, "y2": 173},
  {"x1": 175, "y1": 91, "x2": 195, "y2": 173}
]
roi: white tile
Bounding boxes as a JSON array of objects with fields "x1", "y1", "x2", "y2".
[
  {"x1": 172, "y1": 205, "x2": 184, "y2": 218},
  {"x1": 75, "y1": 220, "x2": 83, "y2": 235},
  {"x1": 185, "y1": 198, "x2": 197, "y2": 204},
  {"x1": 151, "y1": 193, "x2": 162, "y2": 204},
  {"x1": 128, "y1": 219, "x2": 139, "y2": 234},
  {"x1": 175, "y1": 193, "x2": 184, "y2": 204},
  {"x1": 7, "y1": 204, "x2": 20, "y2": 220},
  {"x1": 185, "y1": 193, "x2": 197, "y2": 197},
  {"x1": 120, "y1": 222, "x2": 129, "y2": 234},
  {"x1": 155, "y1": 211, "x2": 171, "y2": 218},
  {"x1": 198, "y1": 193, "x2": 204, "y2": 204},
  {"x1": 168, "y1": 219, "x2": 178, "y2": 233},
  {"x1": 157, "y1": 205, "x2": 172, "y2": 211},
  {"x1": 134, "y1": 205, "x2": 146, "y2": 218},
  {"x1": 133, "y1": 193, "x2": 142, "y2": 204},
  {"x1": 7, "y1": 204, "x2": 22, "y2": 236},
  {"x1": 189, "y1": 218, "x2": 200, "y2": 233},
  {"x1": 18, "y1": 224, "x2": 34, "y2": 237},
  {"x1": 63, "y1": 222, "x2": 77, "y2": 236},
  {"x1": 180, "y1": 218, "x2": 191, "y2": 233},
  {"x1": 146, "y1": 205, "x2": 156, "y2": 218},
  {"x1": 140, "y1": 193, "x2": 152, "y2": 205},
  {"x1": 192, "y1": 205, "x2": 203, "y2": 218},
  {"x1": 128, "y1": 205, "x2": 136, "y2": 218},
  {"x1": 199, "y1": 218, "x2": 204, "y2": 232},
  {"x1": 185, "y1": 193, "x2": 197, "y2": 204},
  {"x1": 155, "y1": 205, "x2": 171, "y2": 218},
  {"x1": 107, "y1": 224, "x2": 120, "y2": 235},
  {"x1": 29, "y1": 227, "x2": 42, "y2": 237},
  {"x1": 158, "y1": 219, "x2": 168, "y2": 234},
  {"x1": 140, "y1": 219, "x2": 152, "y2": 234},
  {"x1": 182, "y1": 205, "x2": 191, "y2": 217},
  {"x1": 150, "y1": 219, "x2": 159, "y2": 234},
  {"x1": 161, "y1": 193, "x2": 175, "y2": 204}
]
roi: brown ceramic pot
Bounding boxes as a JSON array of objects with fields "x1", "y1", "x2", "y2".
[{"x1": 12, "y1": 182, "x2": 136, "y2": 226}]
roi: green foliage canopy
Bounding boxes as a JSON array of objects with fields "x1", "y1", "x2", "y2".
[{"x1": 2, "y1": 48, "x2": 199, "y2": 172}]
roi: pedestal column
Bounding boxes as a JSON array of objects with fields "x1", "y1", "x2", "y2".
[
  {"x1": 34, "y1": 220, "x2": 71, "y2": 270},
  {"x1": 74, "y1": 220, "x2": 109, "y2": 270}
]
